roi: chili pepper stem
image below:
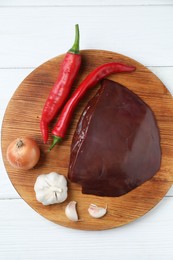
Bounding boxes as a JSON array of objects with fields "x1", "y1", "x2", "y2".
[
  {"x1": 68, "y1": 24, "x2": 80, "y2": 54},
  {"x1": 49, "y1": 136, "x2": 62, "y2": 151}
]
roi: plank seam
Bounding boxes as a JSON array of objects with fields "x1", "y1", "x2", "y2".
[
  {"x1": 0, "y1": 198, "x2": 22, "y2": 200},
  {"x1": 0, "y1": 195, "x2": 173, "y2": 200},
  {"x1": 0, "y1": 4, "x2": 173, "y2": 8},
  {"x1": 0, "y1": 67, "x2": 35, "y2": 70},
  {"x1": 0, "y1": 66, "x2": 172, "y2": 70}
]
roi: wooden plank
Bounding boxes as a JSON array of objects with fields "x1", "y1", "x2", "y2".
[
  {"x1": 0, "y1": 6, "x2": 172, "y2": 67},
  {"x1": 1, "y1": 0, "x2": 172, "y2": 6},
  {"x1": 150, "y1": 67, "x2": 173, "y2": 96},
  {"x1": 0, "y1": 198, "x2": 173, "y2": 259}
]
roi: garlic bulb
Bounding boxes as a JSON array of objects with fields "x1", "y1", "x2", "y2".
[
  {"x1": 65, "y1": 201, "x2": 79, "y2": 221},
  {"x1": 34, "y1": 172, "x2": 68, "y2": 205},
  {"x1": 88, "y1": 204, "x2": 107, "y2": 218}
]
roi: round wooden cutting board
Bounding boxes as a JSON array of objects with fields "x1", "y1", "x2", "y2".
[{"x1": 1, "y1": 50, "x2": 173, "y2": 230}]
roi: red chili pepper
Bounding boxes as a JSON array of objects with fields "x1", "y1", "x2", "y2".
[
  {"x1": 49, "y1": 62, "x2": 136, "y2": 150},
  {"x1": 40, "y1": 24, "x2": 81, "y2": 143}
]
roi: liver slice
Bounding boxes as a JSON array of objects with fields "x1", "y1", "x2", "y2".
[{"x1": 68, "y1": 79, "x2": 161, "y2": 197}]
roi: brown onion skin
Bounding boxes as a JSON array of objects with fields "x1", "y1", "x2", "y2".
[{"x1": 6, "y1": 137, "x2": 40, "y2": 170}]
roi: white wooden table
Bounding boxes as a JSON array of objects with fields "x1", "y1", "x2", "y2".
[{"x1": 0, "y1": 1, "x2": 173, "y2": 259}]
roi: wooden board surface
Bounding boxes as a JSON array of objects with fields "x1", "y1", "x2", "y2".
[{"x1": 1, "y1": 49, "x2": 173, "y2": 231}]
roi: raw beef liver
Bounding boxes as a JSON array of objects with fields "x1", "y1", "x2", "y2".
[{"x1": 68, "y1": 79, "x2": 161, "y2": 196}]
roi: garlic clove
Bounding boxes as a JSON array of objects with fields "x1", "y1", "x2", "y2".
[
  {"x1": 65, "y1": 201, "x2": 79, "y2": 222},
  {"x1": 88, "y1": 204, "x2": 107, "y2": 218}
]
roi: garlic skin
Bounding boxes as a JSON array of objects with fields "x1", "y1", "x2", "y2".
[
  {"x1": 88, "y1": 204, "x2": 107, "y2": 218},
  {"x1": 34, "y1": 172, "x2": 68, "y2": 205},
  {"x1": 65, "y1": 201, "x2": 79, "y2": 222}
]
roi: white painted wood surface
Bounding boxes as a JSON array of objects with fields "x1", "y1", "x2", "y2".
[{"x1": 0, "y1": 1, "x2": 173, "y2": 259}]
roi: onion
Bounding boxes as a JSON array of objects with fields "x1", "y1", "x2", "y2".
[{"x1": 6, "y1": 137, "x2": 40, "y2": 170}]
